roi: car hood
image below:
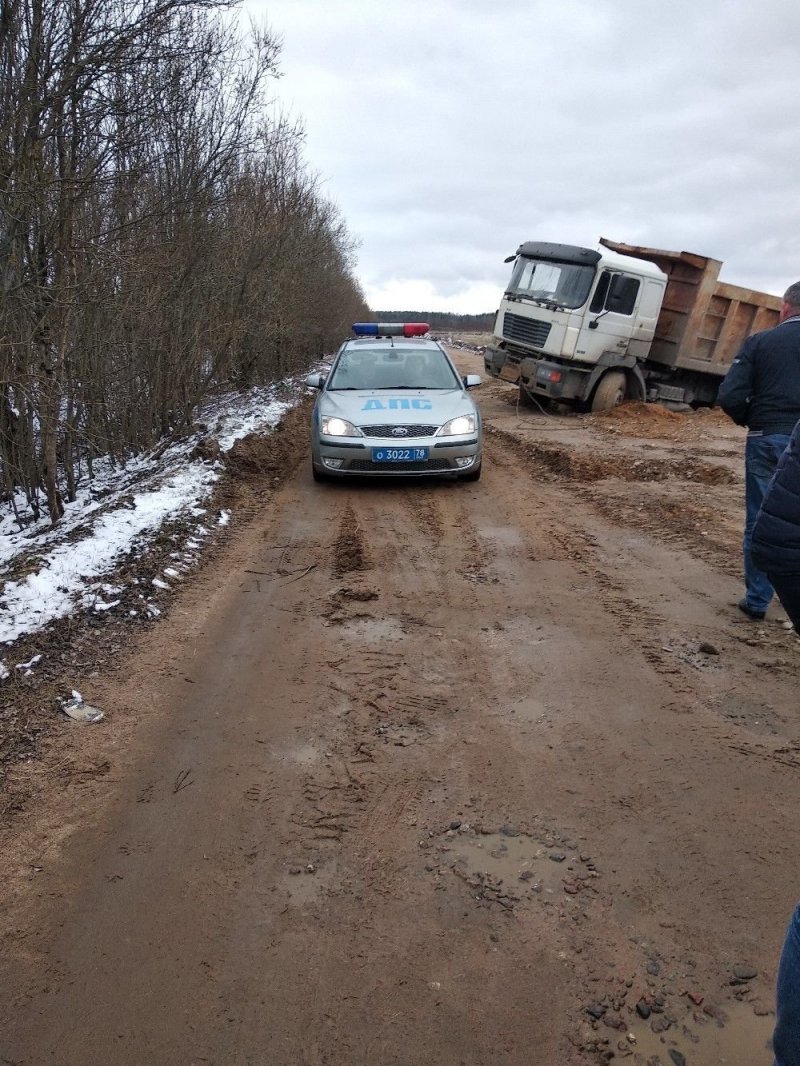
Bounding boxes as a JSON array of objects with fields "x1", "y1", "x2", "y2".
[{"x1": 320, "y1": 389, "x2": 475, "y2": 429}]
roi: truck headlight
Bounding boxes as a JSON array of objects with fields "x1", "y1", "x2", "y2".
[
  {"x1": 439, "y1": 414, "x2": 476, "y2": 436},
  {"x1": 321, "y1": 416, "x2": 359, "y2": 437}
]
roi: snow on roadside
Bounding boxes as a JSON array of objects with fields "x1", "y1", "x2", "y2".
[{"x1": 0, "y1": 380, "x2": 305, "y2": 650}]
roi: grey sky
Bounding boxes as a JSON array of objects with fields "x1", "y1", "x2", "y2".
[{"x1": 241, "y1": 0, "x2": 800, "y2": 313}]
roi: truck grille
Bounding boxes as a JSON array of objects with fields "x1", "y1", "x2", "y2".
[
  {"x1": 360, "y1": 424, "x2": 439, "y2": 438},
  {"x1": 502, "y1": 312, "x2": 552, "y2": 349}
]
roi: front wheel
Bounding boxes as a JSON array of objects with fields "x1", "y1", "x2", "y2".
[
  {"x1": 591, "y1": 370, "x2": 627, "y2": 413},
  {"x1": 311, "y1": 462, "x2": 329, "y2": 482}
]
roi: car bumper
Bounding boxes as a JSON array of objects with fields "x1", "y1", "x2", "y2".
[{"x1": 314, "y1": 436, "x2": 482, "y2": 476}]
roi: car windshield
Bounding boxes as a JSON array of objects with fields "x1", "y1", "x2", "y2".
[
  {"x1": 327, "y1": 347, "x2": 461, "y2": 390},
  {"x1": 506, "y1": 257, "x2": 595, "y2": 309}
]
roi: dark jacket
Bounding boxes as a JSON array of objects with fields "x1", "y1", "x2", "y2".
[
  {"x1": 717, "y1": 317, "x2": 800, "y2": 434},
  {"x1": 752, "y1": 422, "x2": 800, "y2": 576}
]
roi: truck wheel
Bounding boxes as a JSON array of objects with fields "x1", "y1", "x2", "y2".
[{"x1": 591, "y1": 371, "x2": 627, "y2": 413}]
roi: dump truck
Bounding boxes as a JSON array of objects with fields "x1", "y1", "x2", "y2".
[{"x1": 483, "y1": 238, "x2": 782, "y2": 411}]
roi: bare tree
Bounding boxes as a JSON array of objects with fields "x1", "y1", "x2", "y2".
[{"x1": 0, "y1": 0, "x2": 367, "y2": 526}]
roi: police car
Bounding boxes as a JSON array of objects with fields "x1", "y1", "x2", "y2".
[{"x1": 306, "y1": 323, "x2": 482, "y2": 481}]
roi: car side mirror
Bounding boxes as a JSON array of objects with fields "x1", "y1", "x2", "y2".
[
  {"x1": 305, "y1": 373, "x2": 326, "y2": 389},
  {"x1": 464, "y1": 374, "x2": 482, "y2": 388}
]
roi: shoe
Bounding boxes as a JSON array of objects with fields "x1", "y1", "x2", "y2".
[{"x1": 738, "y1": 598, "x2": 766, "y2": 621}]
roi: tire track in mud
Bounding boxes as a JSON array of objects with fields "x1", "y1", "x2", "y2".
[
  {"x1": 486, "y1": 423, "x2": 742, "y2": 576},
  {"x1": 289, "y1": 487, "x2": 473, "y2": 863},
  {"x1": 483, "y1": 430, "x2": 731, "y2": 703}
]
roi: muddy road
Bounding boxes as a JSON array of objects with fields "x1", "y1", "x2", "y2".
[{"x1": 2, "y1": 352, "x2": 799, "y2": 1065}]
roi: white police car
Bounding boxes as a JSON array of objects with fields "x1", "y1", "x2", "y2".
[{"x1": 306, "y1": 323, "x2": 482, "y2": 481}]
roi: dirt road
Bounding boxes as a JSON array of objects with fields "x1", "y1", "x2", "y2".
[{"x1": 2, "y1": 352, "x2": 799, "y2": 1065}]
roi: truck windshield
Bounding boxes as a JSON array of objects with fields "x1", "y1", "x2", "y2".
[{"x1": 506, "y1": 258, "x2": 595, "y2": 309}]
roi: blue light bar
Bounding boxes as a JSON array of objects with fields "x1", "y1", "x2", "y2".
[{"x1": 351, "y1": 323, "x2": 379, "y2": 336}]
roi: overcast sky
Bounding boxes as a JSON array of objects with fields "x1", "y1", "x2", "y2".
[{"x1": 241, "y1": 0, "x2": 800, "y2": 313}]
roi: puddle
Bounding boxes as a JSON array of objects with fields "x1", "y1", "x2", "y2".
[
  {"x1": 473, "y1": 523, "x2": 524, "y2": 548},
  {"x1": 508, "y1": 695, "x2": 549, "y2": 722},
  {"x1": 339, "y1": 616, "x2": 405, "y2": 643},
  {"x1": 626, "y1": 998, "x2": 773, "y2": 1064},
  {"x1": 280, "y1": 857, "x2": 336, "y2": 908},
  {"x1": 432, "y1": 829, "x2": 597, "y2": 906},
  {"x1": 269, "y1": 739, "x2": 322, "y2": 767}
]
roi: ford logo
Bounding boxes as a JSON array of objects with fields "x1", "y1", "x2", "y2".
[{"x1": 391, "y1": 426, "x2": 409, "y2": 437}]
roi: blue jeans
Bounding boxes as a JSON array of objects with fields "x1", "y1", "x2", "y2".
[
  {"x1": 775, "y1": 905, "x2": 800, "y2": 1065},
  {"x1": 744, "y1": 434, "x2": 792, "y2": 613}
]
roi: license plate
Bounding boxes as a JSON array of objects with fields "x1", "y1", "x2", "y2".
[
  {"x1": 372, "y1": 447, "x2": 429, "y2": 462},
  {"x1": 499, "y1": 362, "x2": 521, "y2": 383}
]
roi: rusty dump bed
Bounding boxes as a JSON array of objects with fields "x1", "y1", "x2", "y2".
[{"x1": 601, "y1": 238, "x2": 781, "y2": 377}]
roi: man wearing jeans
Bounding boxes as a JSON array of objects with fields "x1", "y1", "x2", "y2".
[{"x1": 717, "y1": 281, "x2": 800, "y2": 621}]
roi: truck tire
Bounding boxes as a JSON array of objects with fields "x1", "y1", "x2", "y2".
[{"x1": 591, "y1": 370, "x2": 627, "y2": 413}]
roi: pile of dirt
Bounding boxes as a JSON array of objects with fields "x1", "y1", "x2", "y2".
[
  {"x1": 487, "y1": 428, "x2": 736, "y2": 485},
  {"x1": 591, "y1": 401, "x2": 738, "y2": 443},
  {"x1": 222, "y1": 400, "x2": 311, "y2": 486}
]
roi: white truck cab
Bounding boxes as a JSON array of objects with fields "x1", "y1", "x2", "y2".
[{"x1": 487, "y1": 241, "x2": 667, "y2": 411}]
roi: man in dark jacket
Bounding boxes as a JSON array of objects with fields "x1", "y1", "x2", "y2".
[
  {"x1": 717, "y1": 281, "x2": 800, "y2": 620},
  {"x1": 751, "y1": 420, "x2": 800, "y2": 629}
]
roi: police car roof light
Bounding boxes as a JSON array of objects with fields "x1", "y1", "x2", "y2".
[{"x1": 351, "y1": 322, "x2": 430, "y2": 338}]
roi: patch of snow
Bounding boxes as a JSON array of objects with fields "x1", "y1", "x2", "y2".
[
  {"x1": 93, "y1": 598, "x2": 121, "y2": 612},
  {"x1": 0, "y1": 377, "x2": 306, "y2": 649},
  {"x1": 16, "y1": 654, "x2": 42, "y2": 671},
  {"x1": 0, "y1": 661, "x2": 9, "y2": 680},
  {"x1": 151, "y1": 577, "x2": 170, "y2": 590}
]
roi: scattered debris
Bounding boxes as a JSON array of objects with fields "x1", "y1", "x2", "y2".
[{"x1": 59, "y1": 693, "x2": 104, "y2": 723}]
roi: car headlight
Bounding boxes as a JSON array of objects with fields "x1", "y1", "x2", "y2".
[
  {"x1": 321, "y1": 416, "x2": 360, "y2": 437},
  {"x1": 439, "y1": 414, "x2": 476, "y2": 436}
]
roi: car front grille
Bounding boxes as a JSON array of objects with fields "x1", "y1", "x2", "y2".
[
  {"x1": 359, "y1": 424, "x2": 439, "y2": 438},
  {"x1": 502, "y1": 312, "x2": 552, "y2": 349},
  {"x1": 348, "y1": 459, "x2": 452, "y2": 473}
]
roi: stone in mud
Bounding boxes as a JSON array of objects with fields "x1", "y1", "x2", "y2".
[
  {"x1": 636, "y1": 1000, "x2": 651, "y2": 1019},
  {"x1": 449, "y1": 820, "x2": 462, "y2": 831},
  {"x1": 733, "y1": 963, "x2": 758, "y2": 981},
  {"x1": 651, "y1": 1015, "x2": 671, "y2": 1033},
  {"x1": 699, "y1": 641, "x2": 720, "y2": 655},
  {"x1": 668, "y1": 1050, "x2": 686, "y2": 1066},
  {"x1": 646, "y1": 958, "x2": 661, "y2": 975},
  {"x1": 500, "y1": 825, "x2": 519, "y2": 837},
  {"x1": 585, "y1": 1003, "x2": 607, "y2": 1019},
  {"x1": 602, "y1": 1011, "x2": 626, "y2": 1031},
  {"x1": 549, "y1": 852, "x2": 567, "y2": 862}
]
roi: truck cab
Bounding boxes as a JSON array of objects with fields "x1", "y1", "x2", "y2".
[
  {"x1": 486, "y1": 241, "x2": 666, "y2": 411},
  {"x1": 486, "y1": 238, "x2": 782, "y2": 411}
]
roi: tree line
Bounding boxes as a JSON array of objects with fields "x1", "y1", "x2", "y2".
[
  {"x1": 374, "y1": 311, "x2": 495, "y2": 332},
  {"x1": 0, "y1": 0, "x2": 368, "y2": 526}
]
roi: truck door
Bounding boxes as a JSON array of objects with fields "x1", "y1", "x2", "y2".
[{"x1": 575, "y1": 271, "x2": 641, "y2": 364}]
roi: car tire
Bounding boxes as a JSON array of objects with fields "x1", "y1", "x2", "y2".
[
  {"x1": 460, "y1": 463, "x2": 482, "y2": 482},
  {"x1": 312, "y1": 463, "x2": 329, "y2": 482}
]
